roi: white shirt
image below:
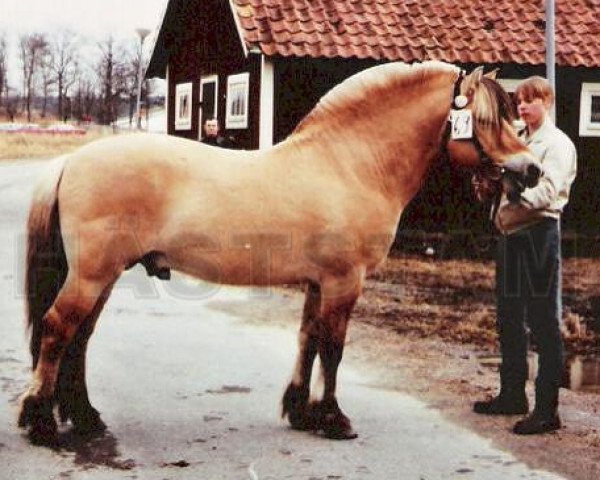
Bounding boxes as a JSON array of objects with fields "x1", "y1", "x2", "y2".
[{"x1": 495, "y1": 117, "x2": 577, "y2": 234}]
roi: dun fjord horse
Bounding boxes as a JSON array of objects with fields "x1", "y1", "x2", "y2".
[{"x1": 19, "y1": 61, "x2": 541, "y2": 445}]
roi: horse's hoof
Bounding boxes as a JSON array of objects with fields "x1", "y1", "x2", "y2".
[
  {"x1": 28, "y1": 420, "x2": 59, "y2": 447},
  {"x1": 308, "y1": 400, "x2": 358, "y2": 440},
  {"x1": 72, "y1": 410, "x2": 107, "y2": 436},
  {"x1": 323, "y1": 422, "x2": 358, "y2": 440},
  {"x1": 18, "y1": 394, "x2": 59, "y2": 446},
  {"x1": 320, "y1": 410, "x2": 358, "y2": 440},
  {"x1": 18, "y1": 395, "x2": 52, "y2": 427},
  {"x1": 289, "y1": 411, "x2": 319, "y2": 432},
  {"x1": 282, "y1": 384, "x2": 312, "y2": 430}
]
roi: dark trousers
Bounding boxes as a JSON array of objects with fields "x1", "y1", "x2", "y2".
[{"x1": 496, "y1": 218, "x2": 564, "y2": 407}]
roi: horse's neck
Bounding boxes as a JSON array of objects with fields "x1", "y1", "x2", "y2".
[{"x1": 280, "y1": 83, "x2": 452, "y2": 209}]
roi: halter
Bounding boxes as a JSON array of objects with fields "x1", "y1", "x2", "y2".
[
  {"x1": 445, "y1": 70, "x2": 492, "y2": 166},
  {"x1": 442, "y1": 71, "x2": 506, "y2": 221}
]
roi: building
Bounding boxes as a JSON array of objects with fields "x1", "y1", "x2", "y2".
[{"x1": 147, "y1": 0, "x2": 600, "y2": 236}]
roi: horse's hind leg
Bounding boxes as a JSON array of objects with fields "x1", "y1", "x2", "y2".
[
  {"x1": 309, "y1": 274, "x2": 362, "y2": 440},
  {"x1": 18, "y1": 276, "x2": 114, "y2": 445},
  {"x1": 282, "y1": 281, "x2": 320, "y2": 430},
  {"x1": 55, "y1": 283, "x2": 114, "y2": 435}
]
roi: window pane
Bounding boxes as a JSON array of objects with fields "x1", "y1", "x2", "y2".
[{"x1": 591, "y1": 95, "x2": 600, "y2": 123}]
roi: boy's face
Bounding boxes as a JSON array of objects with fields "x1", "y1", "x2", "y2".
[{"x1": 516, "y1": 94, "x2": 550, "y2": 131}]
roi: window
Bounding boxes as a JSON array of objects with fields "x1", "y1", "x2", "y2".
[
  {"x1": 580, "y1": 83, "x2": 600, "y2": 137},
  {"x1": 175, "y1": 82, "x2": 192, "y2": 131},
  {"x1": 496, "y1": 78, "x2": 520, "y2": 94},
  {"x1": 225, "y1": 73, "x2": 249, "y2": 129}
]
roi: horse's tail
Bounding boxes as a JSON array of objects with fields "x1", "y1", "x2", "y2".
[{"x1": 25, "y1": 157, "x2": 68, "y2": 370}]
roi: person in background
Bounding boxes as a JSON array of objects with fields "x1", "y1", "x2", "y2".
[
  {"x1": 200, "y1": 117, "x2": 235, "y2": 148},
  {"x1": 472, "y1": 76, "x2": 577, "y2": 435}
]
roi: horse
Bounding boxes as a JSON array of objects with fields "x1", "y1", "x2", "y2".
[{"x1": 18, "y1": 61, "x2": 541, "y2": 445}]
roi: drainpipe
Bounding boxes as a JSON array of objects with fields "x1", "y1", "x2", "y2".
[{"x1": 545, "y1": 0, "x2": 556, "y2": 121}]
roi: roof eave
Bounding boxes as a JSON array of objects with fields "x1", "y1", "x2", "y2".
[
  {"x1": 228, "y1": 0, "x2": 250, "y2": 58},
  {"x1": 145, "y1": 0, "x2": 173, "y2": 79}
]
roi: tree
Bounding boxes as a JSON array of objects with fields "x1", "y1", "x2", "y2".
[
  {"x1": 50, "y1": 30, "x2": 79, "y2": 121},
  {"x1": 125, "y1": 51, "x2": 140, "y2": 127},
  {"x1": 96, "y1": 36, "x2": 129, "y2": 125},
  {"x1": 71, "y1": 61, "x2": 96, "y2": 123},
  {"x1": 5, "y1": 88, "x2": 19, "y2": 122},
  {"x1": 19, "y1": 33, "x2": 48, "y2": 122},
  {"x1": 39, "y1": 47, "x2": 54, "y2": 118},
  {"x1": 0, "y1": 33, "x2": 8, "y2": 107}
]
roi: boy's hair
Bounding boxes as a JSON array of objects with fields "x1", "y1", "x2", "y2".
[{"x1": 515, "y1": 76, "x2": 554, "y2": 105}]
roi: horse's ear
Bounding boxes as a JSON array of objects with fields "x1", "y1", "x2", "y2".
[
  {"x1": 484, "y1": 69, "x2": 499, "y2": 80},
  {"x1": 470, "y1": 66, "x2": 484, "y2": 85}
]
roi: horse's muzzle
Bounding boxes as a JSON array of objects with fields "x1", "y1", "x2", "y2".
[
  {"x1": 502, "y1": 162, "x2": 543, "y2": 203},
  {"x1": 524, "y1": 163, "x2": 542, "y2": 188}
]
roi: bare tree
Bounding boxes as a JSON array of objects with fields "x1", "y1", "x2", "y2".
[
  {"x1": 126, "y1": 38, "x2": 154, "y2": 129},
  {"x1": 19, "y1": 32, "x2": 48, "y2": 122},
  {"x1": 39, "y1": 47, "x2": 54, "y2": 118},
  {"x1": 5, "y1": 87, "x2": 19, "y2": 122},
  {"x1": 50, "y1": 30, "x2": 79, "y2": 121},
  {"x1": 73, "y1": 73, "x2": 96, "y2": 122},
  {"x1": 96, "y1": 36, "x2": 129, "y2": 125},
  {"x1": 122, "y1": 41, "x2": 142, "y2": 127},
  {"x1": 0, "y1": 33, "x2": 8, "y2": 108}
]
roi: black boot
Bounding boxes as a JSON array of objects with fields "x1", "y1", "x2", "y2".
[
  {"x1": 513, "y1": 410, "x2": 561, "y2": 434},
  {"x1": 473, "y1": 390, "x2": 529, "y2": 415},
  {"x1": 475, "y1": 357, "x2": 529, "y2": 415},
  {"x1": 513, "y1": 387, "x2": 560, "y2": 435}
]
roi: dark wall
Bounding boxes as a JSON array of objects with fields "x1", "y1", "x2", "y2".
[
  {"x1": 164, "y1": 0, "x2": 258, "y2": 149},
  {"x1": 273, "y1": 57, "x2": 380, "y2": 143},
  {"x1": 557, "y1": 67, "x2": 600, "y2": 235}
]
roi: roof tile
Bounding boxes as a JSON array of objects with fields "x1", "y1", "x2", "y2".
[{"x1": 232, "y1": 0, "x2": 600, "y2": 66}]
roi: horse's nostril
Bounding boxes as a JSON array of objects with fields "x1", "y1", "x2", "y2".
[{"x1": 525, "y1": 164, "x2": 542, "y2": 187}]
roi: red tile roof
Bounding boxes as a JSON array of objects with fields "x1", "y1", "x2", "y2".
[{"x1": 232, "y1": 0, "x2": 600, "y2": 67}]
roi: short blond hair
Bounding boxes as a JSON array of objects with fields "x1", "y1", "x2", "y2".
[{"x1": 515, "y1": 76, "x2": 554, "y2": 105}]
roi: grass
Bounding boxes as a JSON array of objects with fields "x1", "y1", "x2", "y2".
[{"x1": 0, "y1": 129, "x2": 112, "y2": 161}]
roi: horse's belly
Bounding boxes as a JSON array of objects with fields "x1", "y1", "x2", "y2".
[
  {"x1": 166, "y1": 245, "x2": 308, "y2": 287},
  {"x1": 161, "y1": 226, "x2": 395, "y2": 287}
]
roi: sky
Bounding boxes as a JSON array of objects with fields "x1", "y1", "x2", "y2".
[
  {"x1": 1, "y1": 0, "x2": 168, "y2": 85},
  {"x1": 1, "y1": 0, "x2": 167, "y2": 40}
]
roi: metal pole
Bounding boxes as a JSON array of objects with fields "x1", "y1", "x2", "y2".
[
  {"x1": 545, "y1": 0, "x2": 556, "y2": 121},
  {"x1": 135, "y1": 28, "x2": 151, "y2": 130}
]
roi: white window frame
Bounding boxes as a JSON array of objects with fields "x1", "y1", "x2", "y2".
[
  {"x1": 225, "y1": 72, "x2": 249, "y2": 129},
  {"x1": 579, "y1": 83, "x2": 600, "y2": 137},
  {"x1": 174, "y1": 82, "x2": 193, "y2": 131},
  {"x1": 496, "y1": 78, "x2": 520, "y2": 93},
  {"x1": 199, "y1": 75, "x2": 218, "y2": 140}
]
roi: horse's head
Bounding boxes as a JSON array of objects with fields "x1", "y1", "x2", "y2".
[{"x1": 445, "y1": 67, "x2": 542, "y2": 190}]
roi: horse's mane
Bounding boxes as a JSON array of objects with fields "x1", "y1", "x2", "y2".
[
  {"x1": 293, "y1": 61, "x2": 460, "y2": 134},
  {"x1": 469, "y1": 76, "x2": 516, "y2": 136}
]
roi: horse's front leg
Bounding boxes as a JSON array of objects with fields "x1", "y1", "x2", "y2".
[
  {"x1": 282, "y1": 281, "x2": 320, "y2": 430},
  {"x1": 309, "y1": 273, "x2": 362, "y2": 440}
]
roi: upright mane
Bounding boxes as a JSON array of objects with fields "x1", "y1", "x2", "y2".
[
  {"x1": 468, "y1": 76, "x2": 516, "y2": 136},
  {"x1": 293, "y1": 61, "x2": 460, "y2": 134}
]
